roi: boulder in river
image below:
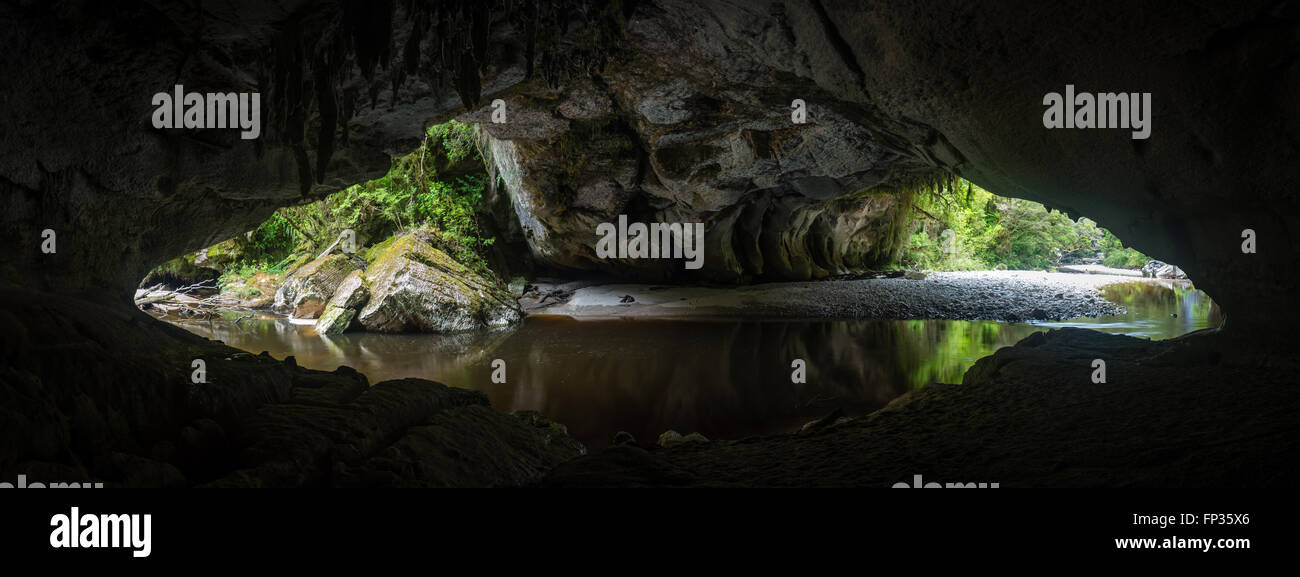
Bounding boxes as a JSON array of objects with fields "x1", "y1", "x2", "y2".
[
  {"x1": 274, "y1": 254, "x2": 362, "y2": 319},
  {"x1": 315, "y1": 306, "x2": 356, "y2": 335},
  {"x1": 1156, "y1": 264, "x2": 1187, "y2": 279},
  {"x1": 356, "y1": 230, "x2": 522, "y2": 333},
  {"x1": 315, "y1": 270, "x2": 370, "y2": 335}
]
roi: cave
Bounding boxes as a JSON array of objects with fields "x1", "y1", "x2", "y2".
[{"x1": 2, "y1": 0, "x2": 1298, "y2": 490}]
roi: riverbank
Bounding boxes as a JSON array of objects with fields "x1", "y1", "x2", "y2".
[
  {"x1": 538, "y1": 327, "x2": 1300, "y2": 487},
  {"x1": 149, "y1": 278, "x2": 1219, "y2": 449},
  {"x1": 524, "y1": 271, "x2": 1158, "y2": 322}
]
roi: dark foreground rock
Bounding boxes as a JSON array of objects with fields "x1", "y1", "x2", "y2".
[
  {"x1": 209, "y1": 378, "x2": 585, "y2": 488},
  {"x1": 0, "y1": 289, "x2": 582, "y2": 488},
  {"x1": 538, "y1": 328, "x2": 1300, "y2": 487}
]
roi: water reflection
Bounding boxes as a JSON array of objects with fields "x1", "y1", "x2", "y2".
[
  {"x1": 1032, "y1": 280, "x2": 1223, "y2": 339},
  {"x1": 152, "y1": 279, "x2": 1219, "y2": 448}
]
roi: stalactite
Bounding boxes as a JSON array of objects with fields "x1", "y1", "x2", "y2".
[
  {"x1": 314, "y1": 54, "x2": 337, "y2": 184},
  {"x1": 525, "y1": 0, "x2": 538, "y2": 79},
  {"x1": 253, "y1": 0, "x2": 628, "y2": 196}
]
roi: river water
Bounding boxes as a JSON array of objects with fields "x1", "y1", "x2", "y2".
[{"x1": 151, "y1": 280, "x2": 1220, "y2": 448}]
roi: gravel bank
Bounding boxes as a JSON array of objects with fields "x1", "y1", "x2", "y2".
[{"x1": 527, "y1": 271, "x2": 1145, "y2": 321}]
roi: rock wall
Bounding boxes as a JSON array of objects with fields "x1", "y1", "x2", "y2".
[
  {"x1": 1, "y1": 0, "x2": 1298, "y2": 485},
  {"x1": 0, "y1": 0, "x2": 535, "y2": 298},
  {"x1": 4, "y1": 0, "x2": 1295, "y2": 328},
  {"x1": 465, "y1": 0, "x2": 1297, "y2": 329},
  {"x1": 470, "y1": 78, "x2": 920, "y2": 281}
]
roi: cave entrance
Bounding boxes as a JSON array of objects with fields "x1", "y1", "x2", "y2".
[
  {"x1": 889, "y1": 177, "x2": 1221, "y2": 338},
  {"x1": 131, "y1": 126, "x2": 1222, "y2": 450}
]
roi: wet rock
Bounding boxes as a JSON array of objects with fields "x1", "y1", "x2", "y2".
[
  {"x1": 357, "y1": 230, "x2": 521, "y2": 333},
  {"x1": 1141, "y1": 260, "x2": 1186, "y2": 279},
  {"x1": 274, "y1": 254, "x2": 361, "y2": 319},
  {"x1": 329, "y1": 269, "x2": 370, "y2": 309},
  {"x1": 507, "y1": 277, "x2": 528, "y2": 297},
  {"x1": 315, "y1": 270, "x2": 370, "y2": 335},
  {"x1": 1155, "y1": 264, "x2": 1187, "y2": 279},
  {"x1": 315, "y1": 306, "x2": 356, "y2": 335},
  {"x1": 1142, "y1": 260, "x2": 1166, "y2": 277},
  {"x1": 904, "y1": 270, "x2": 928, "y2": 280}
]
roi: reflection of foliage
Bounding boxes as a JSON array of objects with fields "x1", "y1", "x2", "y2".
[
  {"x1": 895, "y1": 319, "x2": 1038, "y2": 389},
  {"x1": 888, "y1": 282, "x2": 1223, "y2": 389},
  {"x1": 899, "y1": 178, "x2": 1150, "y2": 271}
]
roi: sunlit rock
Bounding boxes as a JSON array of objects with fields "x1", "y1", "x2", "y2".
[
  {"x1": 273, "y1": 254, "x2": 361, "y2": 320},
  {"x1": 356, "y1": 230, "x2": 521, "y2": 333},
  {"x1": 314, "y1": 270, "x2": 370, "y2": 335}
]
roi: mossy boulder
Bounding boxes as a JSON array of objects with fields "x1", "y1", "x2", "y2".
[
  {"x1": 315, "y1": 306, "x2": 357, "y2": 335},
  {"x1": 139, "y1": 253, "x2": 220, "y2": 289},
  {"x1": 314, "y1": 270, "x2": 370, "y2": 335},
  {"x1": 194, "y1": 239, "x2": 240, "y2": 271},
  {"x1": 357, "y1": 230, "x2": 521, "y2": 333},
  {"x1": 273, "y1": 253, "x2": 361, "y2": 319}
]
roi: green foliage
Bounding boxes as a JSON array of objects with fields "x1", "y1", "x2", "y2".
[
  {"x1": 246, "y1": 211, "x2": 300, "y2": 260},
  {"x1": 1103, "y1": 247, "x2": 1148, "y2": 269},
  {"x1": 141, "y1": 253, "x2": 218, "y2": 288},
  {"x1": 426, "y1": 120, "x2": 478, "y2": 166},
  {"x1": 209, "y1": 120, "x2": 497, "y2": 280},
  {"x1": 898, "y1": 178, "x2": 1150, "y2": 271}
]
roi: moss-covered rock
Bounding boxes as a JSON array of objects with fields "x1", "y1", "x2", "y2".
[
  {"x1": 273, "y1": 254, "x2": 361, "y2": 319},
  {"x1": 194, "y1": 239, "x2": 240, "y2": 271},
  {"x1": 314, "y1": 270, "x2": 370, "y2": 335},
  {"x1": 315, "y1": 305, "x2": 357, "y2": 335},
  {"x1": 139, "y1": 253, "x2": 220, "y2": 289},
  {"x1": 357, "y1": 230, "x2": 521, "y2": 333}
]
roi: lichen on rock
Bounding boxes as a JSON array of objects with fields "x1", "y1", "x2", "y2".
[
  {"x1": 314, "y1": 269, "x2": 370, "y2": 335},
  {"x1": 356, "y1": 229, "x2": 521, "y2": 333},
  {"x1": 273, "y1": 253, "x2": 362, "y2": 319}
]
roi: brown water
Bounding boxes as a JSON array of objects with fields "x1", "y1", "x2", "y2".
[{"x1": 153, "y1": 280, "x2": 1220, "y2": 448}]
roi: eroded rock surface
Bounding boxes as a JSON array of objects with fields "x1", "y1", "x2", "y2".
[
  {"x1": 274, "y1": 253, "x2": 362, "y2": 319},
  {"x1": 314, "y1": 269, "x2": 370, "y2": 335},
  {"x1": 2, "y1": 0, "x2": 1295, "y2": 328},
  {"x1": 2, "y1": 0, "x2": 1298, "y2": 487},
  {"x1": 357, "y1": 230, "x2": 521, "y2": 332}
]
